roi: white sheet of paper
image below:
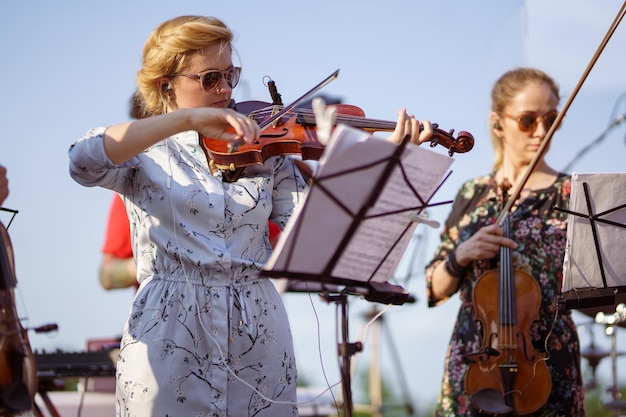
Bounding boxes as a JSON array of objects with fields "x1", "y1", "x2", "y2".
[
  {"x1": 562, "y1": 172, "x2": 626, "y2": 292},
  {"x1": 264, "y1": 124, "x2": 453, "y2": 286}
]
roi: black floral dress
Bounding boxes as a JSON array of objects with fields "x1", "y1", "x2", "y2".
[{"x1": 425, "y1": 173, "x2": 585, "y2": 416}]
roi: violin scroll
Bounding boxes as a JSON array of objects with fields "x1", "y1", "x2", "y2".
[{"x1": 428, "y1": 126, "x2": 474, "y2": 157}]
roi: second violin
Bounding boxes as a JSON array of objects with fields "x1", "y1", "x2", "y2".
[{"x1": 464, "y1": 181, "x2": 551, "y2": 415}]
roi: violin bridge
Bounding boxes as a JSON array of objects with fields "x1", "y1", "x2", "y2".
[{"x1": 271, "y1": 105, "x2": 281, "y2": 128}]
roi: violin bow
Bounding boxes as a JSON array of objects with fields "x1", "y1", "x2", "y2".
[
  {"x1": 228, "y1": 69, "x2": 340, "y2": 152},
  {"x1": 497, "y1": 1, "x2": 626, "y2": 226}
]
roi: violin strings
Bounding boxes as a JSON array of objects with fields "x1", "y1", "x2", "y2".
[
  {"x1": 248, "y1": 107, "x2": 397, "y2": 131},
  {"x1": 502, "y1": 216, "x2": 512, "y2": 356}
]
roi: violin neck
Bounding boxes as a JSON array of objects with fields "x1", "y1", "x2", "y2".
[
  {"x1": 294, "y1": 110, "x2": 397, "y2": 132},
  {"x1": 334, "y1": 115, "x2": 396, "y2": 131}
]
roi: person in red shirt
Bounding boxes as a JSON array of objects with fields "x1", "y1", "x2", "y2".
[
  {"x1": 98, "y1": 92, "x2": 142, "y2": 291},
  {"x1": 268, "y1": 218, "x2": 281, "y2": 248},
  {"x1": 99, "y1": 194, "x2": 137, "y2": 290}
]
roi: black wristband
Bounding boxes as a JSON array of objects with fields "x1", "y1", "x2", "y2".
[{"x1": 444, "y1": 250, "x2": 467, "y2": 278}]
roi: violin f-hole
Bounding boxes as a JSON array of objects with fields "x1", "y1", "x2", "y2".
[{"x1": 260, "y1": 128, "x2": 289, "y2": 139}]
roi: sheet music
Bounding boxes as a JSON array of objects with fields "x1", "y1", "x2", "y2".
[
  {"x1": 562, "y1": 172, "x2": 626, "y2": 292},
  {"x1": 264, "y1": 124, "x2": 453, "y2": 286}
]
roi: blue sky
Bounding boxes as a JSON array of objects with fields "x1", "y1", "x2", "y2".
[{"x1": 1, "y1": 0, "x2": 625, "y2": 411}]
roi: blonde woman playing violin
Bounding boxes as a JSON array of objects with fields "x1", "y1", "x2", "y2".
[{"x1": 69, "y1": 15, "x2": 431, "y2": 417}]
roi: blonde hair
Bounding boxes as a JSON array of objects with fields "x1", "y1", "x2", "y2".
[
  {"x1": 490, "y1": 67, "x2": 560, "y2": 171},
  {"x1": 136, "y1": 15, "x2": 234, "y2": 117}
]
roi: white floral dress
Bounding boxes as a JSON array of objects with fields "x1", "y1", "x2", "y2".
[{"x1": 69, "y1": 128, "x2": 306, "y2": 417}]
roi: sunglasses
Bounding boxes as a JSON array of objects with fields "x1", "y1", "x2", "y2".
[
  {"x1": 501, "y1": 110, "x2": 559, "y2": 133},
  {"x1": 172, "y1": 67, "x2": 241, "y2": 92}
]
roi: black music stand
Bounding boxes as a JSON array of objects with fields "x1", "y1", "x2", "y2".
[
  {"x1": 261, "y1": 124, "x2": 454, "y2": 417},
  {"x1": 556, "y1": 173, "x2": 626, "y2": 314}
]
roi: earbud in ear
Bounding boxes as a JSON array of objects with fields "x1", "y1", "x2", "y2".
[{"x1": 161, "y1": 83, "x2": 171, "y2": 93}]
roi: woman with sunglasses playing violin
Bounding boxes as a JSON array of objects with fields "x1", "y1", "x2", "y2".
[
  {"x1": 69, "y1": 15, "x2": 431, "y2": 417},
  {"x1": 424, "y1": 67, "x2": 585, "y2": 416}
]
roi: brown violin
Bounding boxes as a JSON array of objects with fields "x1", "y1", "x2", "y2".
[
  {"x1": 0, "y1": 221, "x2": 37, "y2": 414},
  {"x1": 464, "y1": 181, "x2": 551, "y2": 415},
  {"x1": 201, "y1": 101, "x2": 475, "y2": 172}
]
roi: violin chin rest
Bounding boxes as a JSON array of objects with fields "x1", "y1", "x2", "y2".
[
  {"x1": 0, "y1": 380, "x2": 32, "y2": 412},
  {"x1": 469, "y1": 388, "x2": 514, "y2": 416}
]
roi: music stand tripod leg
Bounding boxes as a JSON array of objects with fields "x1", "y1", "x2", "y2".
[{"x1": 324, "y1": 292, "x2": 362, "y2": 417}]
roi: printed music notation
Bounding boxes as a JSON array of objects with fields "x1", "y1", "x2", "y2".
[{"x1": 263, "y1": 124, "x2": 453, "y2": 288}]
